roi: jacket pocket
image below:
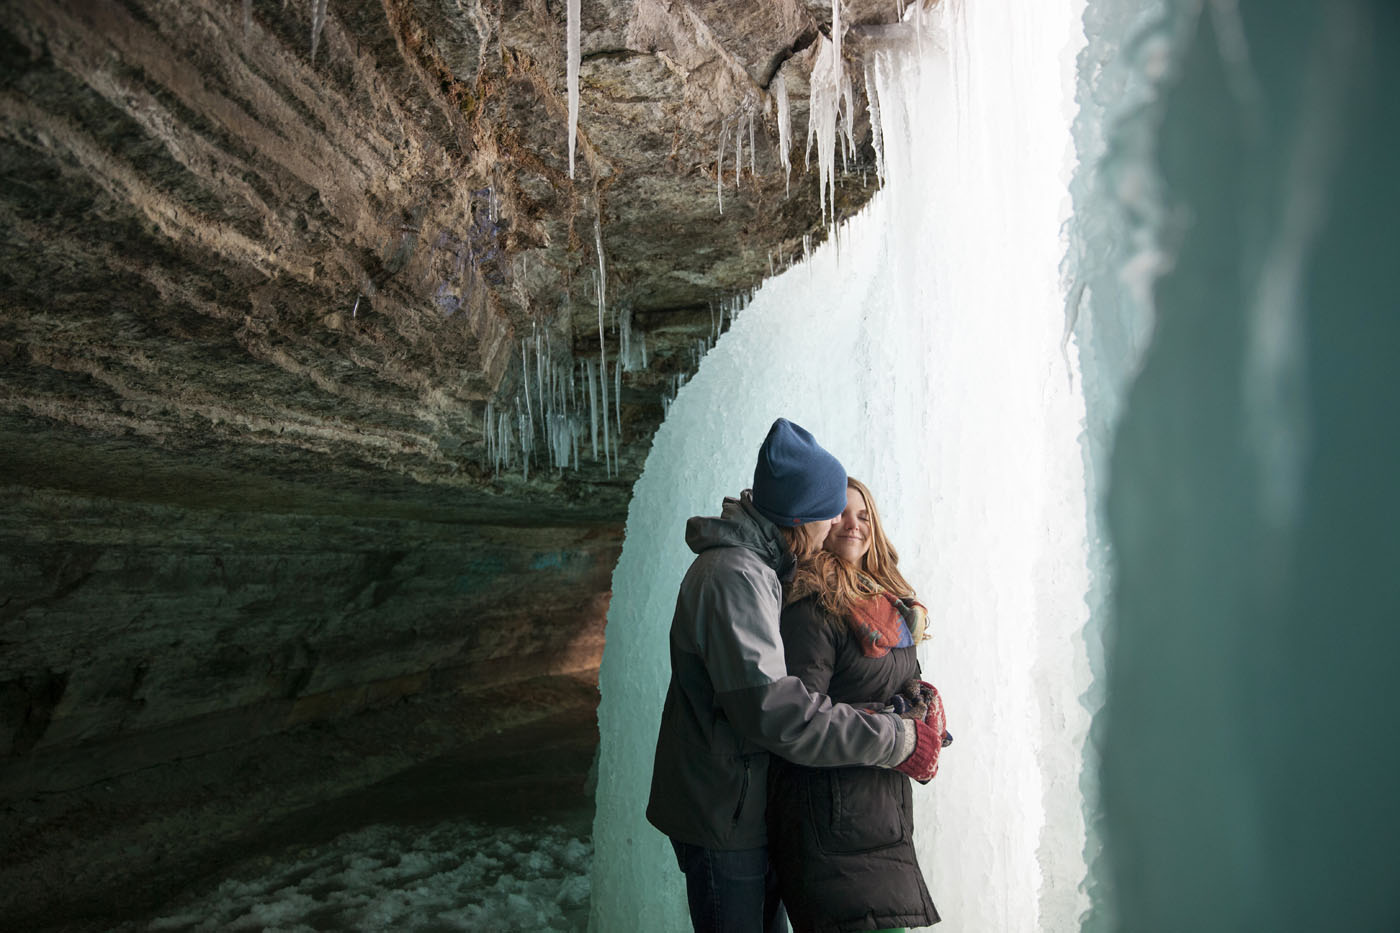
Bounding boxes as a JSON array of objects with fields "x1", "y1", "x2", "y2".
[
  {"x1": 808, "y1": 766, "x2": 909, "y2": 854},
  {"x1": 730, "y1": 756, "x2": 752, "y2": 829}
]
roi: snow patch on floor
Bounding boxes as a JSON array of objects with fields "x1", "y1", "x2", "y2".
[{"x1": 146, "y1": 820, "x2": 591, "y2": 932}]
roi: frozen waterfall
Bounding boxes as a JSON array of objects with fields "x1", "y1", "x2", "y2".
[{"x1": 589, "y1": 1, "x2": 1093, "y2": 930}]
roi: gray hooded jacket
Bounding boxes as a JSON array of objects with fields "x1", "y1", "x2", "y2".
[{"x1": 646, "y1": 493, "x2": 914, "y2": 850}]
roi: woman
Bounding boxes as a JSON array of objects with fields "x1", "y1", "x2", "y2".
[{"x1": 767, "y1": 478, "x2": 949, "y2": 933}]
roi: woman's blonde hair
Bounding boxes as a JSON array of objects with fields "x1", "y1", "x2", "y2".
[{"x1": 789, "y1": 477, "x2": 915, "y2": 618}]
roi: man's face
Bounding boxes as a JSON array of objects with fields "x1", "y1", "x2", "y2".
[{"x1": 795, "y1": 518, "x2": 836, "y2": 558}]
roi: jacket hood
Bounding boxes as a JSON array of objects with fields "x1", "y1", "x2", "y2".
[{"x1": 684, "y1": 491, "x2": 790, "y2": 570}]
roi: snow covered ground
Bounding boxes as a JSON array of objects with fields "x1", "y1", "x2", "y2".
[{"x1": 141, "y1": 819, "x2": 591, "y2": 932}]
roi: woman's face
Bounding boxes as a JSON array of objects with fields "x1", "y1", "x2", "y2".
[{"x1": 824, "y1": 487, "x2": 872, "y2": 565}]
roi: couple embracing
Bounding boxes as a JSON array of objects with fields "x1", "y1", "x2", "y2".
[{"x1": 647, "y1": 418, "x2": 952, "y2": 933}]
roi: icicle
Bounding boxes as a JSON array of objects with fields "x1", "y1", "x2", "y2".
[
  {"x1": 521, "y1": 339, "x2": 534, "y2": 455},
  {"x1": 716, "y1": 119, "x2": 726, "y2": 215},
  {"x1": 587, "y1": 359, "x2": 598, "y2": 459},
  {"x1": 599, "y1": 292, "x2": 611, "y2": 477},
  {"x1": 541, "y1": 334, "x2": 551, "y2": 467},
  {"x1": 499, "y1": 411, "x2": 513, "y2": 471},
  {"x1": 595, "y1": 217, "x2": 607, "y2": 312},
  {"x1": 567, "y1": 0, "x2": 580, "y2": 178},
  {"x1": 536, "y1": 330, "x2": 545, "y2": 424},
  {"x1": 735, "y1": 119, "x2": 743, "y2": 187},
  {"x1": 310, "y1": 0, "x2": 328, "y2": 63},
  {"x1": 840, "y1": 71, "x2": 857, "y2": 172},
  {"x1": 554, "y1": 419, "x2": 564, "y2": 471},
  {"x1": 614, "y1": 360, "x2": 622, "y2": 446},
  {"x1": 775, "y1": 73, "x2": 793, "y2": 196},
  {"x1": 594, "y1": 216, "x2": 612, "y2": 475},
  {"x1": 806, "y1": 36, "x2": 843, "y2": 224},
  {"x1": 547, "y1": 410, "x2": 566, "y2": 473},
  {"x1": 484, "y1": 399, "x2": 495, "y2": 473},
  {"x1": 351, "y1": 295, "x2": 359, "y2": 319},
  {"x1": 749, "y1": 111, "x2": 756, "y2": 178},
  {"x1": 640, "y1": 333, "x2": 648, "y2": 370},
  {"x1": 517, "y1": 399, "x2": 531, "y2": 482},
  {"x1": 620, "y1": 306, "x2": 632, "y2": 371},
  {"x1": 832, "y1": 0, "x2": 841, "y2": 64}
]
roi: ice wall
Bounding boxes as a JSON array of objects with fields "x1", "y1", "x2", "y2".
[
  {"x1": 1088, "y1": 0, "x2": 1400, "y2": 929},
  {"x1": 589, "y1": 2, "x2": 1093, "y2": 930},
  {"x1": 1062, "y1": 0, "x2": 1169, "y2": 925}
]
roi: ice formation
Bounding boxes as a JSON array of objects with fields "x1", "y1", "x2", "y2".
[
  {"x1": 1071, "y1": 1, "x2": 1400, "y2": 930},
  {"x1": 479, "y1": 200, "x2": 639, "y2": 481},
  {"x1": 748, "y1": 109, "x2": 757, "y2": 178},
  {"x1": 774, "y1": 73, "x2": 792, "y2": 193},
  {"x1": 804, "y1": 35, "x2": 844, "y2": 224},
  {"x1": 595, "y1": 221, "x2": 612, "y2": 476},
  {"x1": 715, "y1": 119, "x2": 726, "y2": 214},
  {"x1": 567, "y1": 0, "x2": 580, "y2": 178},
  {"x1": 734, "y1": 116, "x2": 743, "y2": 187},
  {"x1": 310, "y1": 0, "x2": 328, "y2": 63},
  {"x1": 589, "y1": 1, "x2": 1092, "y2": 929},
  {"x1": 863, "y1": 58, "x2": 886, "y2": 185}
]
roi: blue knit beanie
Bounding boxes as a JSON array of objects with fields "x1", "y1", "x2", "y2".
[{"x1": 751, "y1": 418, "x2": 848, "y2": 526}]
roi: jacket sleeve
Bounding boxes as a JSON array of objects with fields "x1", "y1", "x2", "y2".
[{"x1": 692, "y1": 559, "x2": 907, "y2": 769}]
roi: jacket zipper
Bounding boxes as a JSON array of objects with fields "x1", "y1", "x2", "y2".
[{"x1": 730, "y1": 758, "x2": 751, "y2": 828}]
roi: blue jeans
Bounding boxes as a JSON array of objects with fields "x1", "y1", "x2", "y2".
[{"x1": 670, "y1": 839, "x2": 789, "y2": 933}]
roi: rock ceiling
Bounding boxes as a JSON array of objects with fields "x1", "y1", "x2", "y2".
[{"x1": 1, "y1": 0, "x2": 900, "y2": 520}]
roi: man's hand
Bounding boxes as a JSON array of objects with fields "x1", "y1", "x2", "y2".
[{"x1": 892, "y1": 718, "x2": 945, "y2": 783}]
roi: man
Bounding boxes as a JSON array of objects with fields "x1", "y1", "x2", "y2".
[{"x1": 647, "y1": 418, "x2": 943, "y2": 933}]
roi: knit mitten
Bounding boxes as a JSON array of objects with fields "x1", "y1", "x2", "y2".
[
  {"x1": 894, "y1": 678, "x2": 933, "y2": 722},
  {"x1": 923, "y1": 680, "x2": 951, "y2": 748},
  {"x1": 892, "y1": 717, "x2": 943, "y2": 783},
  {"x1": 902, "y1": 679, "x2": 952, "y2": 747}
]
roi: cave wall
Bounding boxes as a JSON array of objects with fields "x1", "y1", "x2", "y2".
[{"x1": 1, "y1": 481, "x2": 617, "y2": 799}]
